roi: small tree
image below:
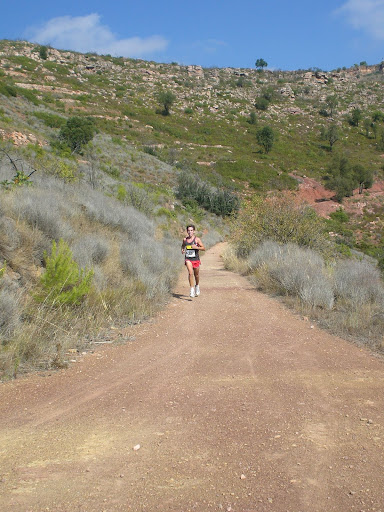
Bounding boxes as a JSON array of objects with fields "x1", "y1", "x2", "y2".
[
  {"x1": 255, "y1": 58, "x2": 268, "y2": 71},
  {"x1": 325, "y1": 155, "x2": 355, "y2": 201},
  {"x1": 254, "y1": 97, "x2": 269, "y2": 111},
  {"x1": 256, "y1": 126, "x2": 275, "y2": 153},
  {"x1": 363, "y1": 118, "x2": 372, "y2": 138},
  {"x1": 325, "y1": 95, "x2": 338, "y2": 117},
  {"x1": 230, "y1": 193, "x2": 328, "y2": 257},
  {"x1": 39, "y1": 45, "x2": 48, "y2": 60},
  {"x1": 157, "y1": 90, "x2": 176, "y2": 116},
  {"x1": 39, "y1": 239, "x2": 93, "y2": 305},
  {"x1": 349, "y1": 108, "x2": 362, "y2": 127},
  {"x1": 247, "y1": 112, "x2": 257, "y2": 125},
  {"x1": 321, "y1": 124, "x2": 340, "y2": 151},
  {"x1": 59, "y1": 116, "x2": 96, "y2": 153},
  {"x1": 353, "y1": 164, "x2": 374, "y2": 194}
]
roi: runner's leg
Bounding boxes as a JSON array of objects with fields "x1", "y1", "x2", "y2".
[
  {"x1": 185, "y1": 260, "x2": 194, "y2": 287},
  {"x1": 194, "y1": 266, "x2": 199, "y2": 285}
]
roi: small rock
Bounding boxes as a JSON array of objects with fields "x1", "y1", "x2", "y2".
[
  {"x1": 133, "y1": 444, "x2": 141, "y2": 451},
  {"x1": 240, "y1": 474, "x2": 246, "y2": 480}
]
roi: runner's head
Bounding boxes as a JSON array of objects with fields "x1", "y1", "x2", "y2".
[{"x1": 186, "y1": 225, "x2": 195, "y2": 235}]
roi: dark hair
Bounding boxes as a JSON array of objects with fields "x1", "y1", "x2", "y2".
[{"x1": 186, "y1": 224, "x2": 195, "y2": 230}]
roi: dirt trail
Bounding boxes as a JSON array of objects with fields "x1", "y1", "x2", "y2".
[{"x1": 1, "y1": 243, "x2": 384, "y2": 512}]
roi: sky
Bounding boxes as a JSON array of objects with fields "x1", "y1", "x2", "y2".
[{"x1": 1, "y1": 0, "x2": 384, "y2": 71}]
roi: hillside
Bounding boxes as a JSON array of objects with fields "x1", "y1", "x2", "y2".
[
  {"x1": 1, "y1": 40, "x2": 384, "y2": 253},
  {"x1": 1, "y1": 40, "x2": 384, "y2": 376},
  {"x1": 1, "y1": 40, "x2": 384, "y2": 184}
]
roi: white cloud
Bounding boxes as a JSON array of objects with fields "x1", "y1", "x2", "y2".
[
  {"x1": 336, "y1": 0, "x2": 384, "y2": 39},
  {"x1": 26, "y1": 13, "x2": 168, "y2": 57}
]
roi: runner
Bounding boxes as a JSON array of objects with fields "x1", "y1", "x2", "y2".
[{"x1": 181, "y1": 224, "x2": 205, "y2": 298}]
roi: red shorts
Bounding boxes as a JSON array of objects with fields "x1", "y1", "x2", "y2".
[{"x1": 185, "y1": 260, "x2": 201, "y2": 269}]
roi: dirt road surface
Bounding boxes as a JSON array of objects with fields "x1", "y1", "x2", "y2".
[{"x1": 1, "y1": 243, "x2": 384, "y2": 512}]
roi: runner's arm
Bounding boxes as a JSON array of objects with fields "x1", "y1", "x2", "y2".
[{"x1": 193, "y1": 237, "x2": 205, "y2": 251}]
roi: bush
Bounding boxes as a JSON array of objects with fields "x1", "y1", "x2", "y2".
[
  {"x1": 15, "y1": 188, "x2": 70, "y2": 241},
  {"x1": 254, "y1": 97, "x2": 269, "y2": 111},
  {"x1": 333, "y1": 259, "x2": 384, "y2": 308},
  {"x1": 71, "y1": 235, "x2": 109, "y2": 268},
  {"x1": 39, "y1": 46, "x2": 48, "y2": 60},
  {"x1": 248, "y1": 241, "x2": 334, "y2": 309},
  {"x1": 176, "y1": 171, "x2": 239, "y2": 217},
  {"x1": 59, "y1": 116, "x2": 96, "y2": 153},
  {"x1": 231, "y1": 193, "x2": 329, "y2": 257},
  {"x1": 39, "y1": 239, "x2": 93, "y2": 305},
  {"x1": 156, "y1": 90, "x2": 176, "y2": 115},
  {"x1": 33, "y1": 111, "x2": 66, "y2": 128},
  {"x1": 256, "y1": 126, "x2": 275, "y2": 153},
  {"x1": 0, "y1": 82, "x2": 17, "y2": 97},
  {"x1": 79, "y1": 188, "x2": 154, "y2": 240},
  {"x1": 120, "y1": 234, "x2": 180, "y2": 297},
  {"x1": 0, "y1": 285, "x2": 21, "y2": 344}
]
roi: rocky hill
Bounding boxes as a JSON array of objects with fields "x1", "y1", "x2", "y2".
[{"x1": 1, "y1": 39, "x2": 384, "y2": 257}]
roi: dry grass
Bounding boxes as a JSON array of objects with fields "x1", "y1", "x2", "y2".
[{"x1": 223, "y1": 241, "x2": 384, "y2": 352}]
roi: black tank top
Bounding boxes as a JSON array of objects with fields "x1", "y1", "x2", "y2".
[{"x1": 185, "y1": 237, "x2": 200, "y2": 261}]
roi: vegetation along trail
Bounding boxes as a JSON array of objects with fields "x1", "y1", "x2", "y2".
[{"x1": 1, "y1": 243, "x2": 384, "y2": 512}]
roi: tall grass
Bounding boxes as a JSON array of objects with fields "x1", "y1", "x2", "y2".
[
  {"x1": 248, "y1": 241, "x2": 334, "y2": 309},
  {"x1": 224, "y1": 240, "x2": 384, "y2": 351},
  {"x1": 1, "y1": 168, "x2": 223, "y2": 378}
]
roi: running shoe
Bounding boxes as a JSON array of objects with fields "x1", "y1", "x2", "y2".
[
  {"x1": 190, "y1": 287, "x2": 195, "y2": 298},
  {"x1": 195, "y1": 285, "x2": 200, "y2": 296}
]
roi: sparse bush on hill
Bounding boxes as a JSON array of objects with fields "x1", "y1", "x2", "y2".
[
  {"x1": 39, "y1": 45, "x2": 48, "y2": 60},
  {"x1": 325, "y1": 154, "x2": 373, "y2": 201},
  {"x1": 156, "y1": 90, "x2": 176, "y2": 116},
  {"x1": 14, "y1": 188, "x2": 72, "y2": 241},
  {"x1": 320, "y1": 123, "x2": 340, "y2": 151},
  {"x1": 33, "y1": 111, "x2": 66, "y2": 129},
  {"x1": 256, "y1": 126, "x2": 275, "y2": 153},
  {"x1": 349, "y1": 107, "x2": 362, "y2": 127},
  {"x1": 254, "y1": 97, "x2": 269, "y2": 111},
  {"x1": 59, "y1": 116, "x2": 96, "y2": 153}
]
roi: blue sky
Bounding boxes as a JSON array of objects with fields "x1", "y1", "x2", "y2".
[{"x1": 1, "y1": 1, "x2": 384, "y2": 70}]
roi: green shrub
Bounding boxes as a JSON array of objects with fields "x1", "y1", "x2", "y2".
[
  {"x1": 176, "y1": 171, "x2": 239, "y2": 216},
  {"x1": 256, "y1": 126, "x2": 275, "y2": 153},
  {"x1": 39, "y1": 46, "x2": 48, "y2": 60},
  {"x1": 33, "y1": 111, "x2": 66, "y2": 128},
  {"x1": 7, "y1": 56, "x2": 37, "y2": 71},
  {"x1": 39, "y1": 239, "x2": 93, "y2": 305},
  {"x1": 59, "y1": 116, "x2": 96, "y2": 153},
  {"x1": 0, "y1": 82, "x2": 17, "y2": 97},
  {"x1": 254, "y1": 97, "x2": 269, "y2": 111},
  {"x1": 17, "y1": 87, "x2": 40, "y2": 105},
  {"x1": 231, "y1": 193, "x2": 329, "y2": 257}
]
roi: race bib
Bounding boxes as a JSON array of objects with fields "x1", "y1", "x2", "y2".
[{"x1": 185, "y1": 245, "x2": 196, "y2": 257}]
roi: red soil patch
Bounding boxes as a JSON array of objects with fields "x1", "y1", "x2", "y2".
[{"x1": 291, "y1": 174, "x2": 384, "y2": 218}]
